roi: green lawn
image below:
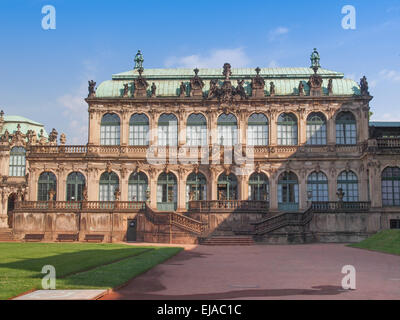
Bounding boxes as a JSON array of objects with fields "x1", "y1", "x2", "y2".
[
  {"x1": 349, "y1": 230, "x2": 400, "y2": 255},
  {"x1": 0, "y1": 243, "x2": 182, "y2": 300}
]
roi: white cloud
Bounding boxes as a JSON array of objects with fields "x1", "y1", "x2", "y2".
[
  {"x1": 379, "y1": 69, "x2": 400, "y2": 82},
  {"x1": 56, "y1": 61, "x2": 96, "y2": 145},
  {"x1": 268, "y1": 60, "x2": 279, "y2": 68},
  {"x1": 268, "y1": 27, "x2": 289, "y2": 41},
  {"x1": 165, "y1": 48, "x2": 250, "y2": 68}
]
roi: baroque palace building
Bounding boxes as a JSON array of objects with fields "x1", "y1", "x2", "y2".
[{"x1": 1, "y1": 49, "x2": 400, "y2": 244}]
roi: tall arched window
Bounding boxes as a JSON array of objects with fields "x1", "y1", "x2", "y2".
[
  {"x1": 100, "y1": 113, "x2": 120, "y2": 145},
  {"x1": 38, "y1": 172, "x2": 57, "y2": 201},
  {"x1": 307, "y1": 171, "x2": 328, "y2": 202},
  {"x1": 278, "y1": 172, "x2": 299, "y2": 211},
  {"x1": 66, "y1": 172, "x2": 86, "y2": 201},
  {"x1": 306, "y1": 112, "x2": 327, "y2": 145},
  {"x1": 157, "y1": 172, "x2": 177, "y2": 211},
  {"x1": 248, "y1": 172, "x2": 269, "y2": 201},
  {"x1": 247, "y1": 113, "x2": 268, "y2": 146},
  {"x1": 186, "y1": 113, "x2": 207, "y2": 146},
  {"x1": 277, "y1": 113, "x2": 298, "y2": 145},
  {"x1": 336, "y1": 112, "x2": 356, "y2": 145},
  {"x1": 99, "y1": 172, "x2": 119, "y2": 201},
  {"x1": 337, "y1": 171, "x2": 358, "y2": 202},
  {"x1": 129, "y1": 113, "x2": 149, "y2": 146},
  {"x1": 9, "y1": 146, "x2": 26, "y2": 177},
  {"x1": 217, "y1": 113, "x2": 238, "y2": 146},
  {"x1": 128, "y1": 172, "x2": 148, "y2": 201},
  {"x1": 186, "y1": 172, "x2": 207, "y2": 203},
  {"x1": 217, "y1": 173, "x2": 238, "y2": 200},
  {"x1": 158, "y1": 114, "x2": 178, "y2": 146},
  {"x1": 381, "y1": 167, "x2": 400, "y2": 207}
]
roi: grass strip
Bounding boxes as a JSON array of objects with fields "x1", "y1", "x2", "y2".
[
  {"x1": 56, "y1": 247, "x2": 183, "y2": 290},
  {"x1": 348, "y1": 230, "x2": 400, "y2": 255}
]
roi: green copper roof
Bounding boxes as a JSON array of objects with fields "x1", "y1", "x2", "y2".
[
  {"x1": 95, "y1": 67, "x2": 360, "y2": 98},
  {"x1": 1, "y1": 115, "x2": 48, "y2": 137},
  {"x1": 370, "y1": 122, "x2": 400, "y2": 127}
]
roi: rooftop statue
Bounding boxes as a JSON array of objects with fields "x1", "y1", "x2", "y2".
[
  {"x1": 123, "y1": 83, "x2": 129, "y2": 97},
  {"x1": 179, "y1": 82, "x2": 187, "y2": 97},
  {"x1": 151, "y1": 82, "x2": 157, "y2": 97},
  {"x1": 235, "y1": 79, "x2": 247, "y2": 100},
  {"x1": 88, "y1": 80, "x2": 96, "y2": 98},
  {"x1": 222, "y1": 63, "x2": 232, "y2": 81},
  {"x1": 360, "y1": 76, "x2": 370, "y2": 96},
  {"x1": 269, "y1": 82, "x2": 275, "y2": 96},
  {"x1": 134, "y1": 50, "x2": 144, "y2": 70},
  {"x1": 310, "y1": 48, "x2": 321, "y2": 73}
]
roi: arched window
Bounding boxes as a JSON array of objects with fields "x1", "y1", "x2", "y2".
[
  {"x1": 248, "y1": 172, "x2": 269, "y2": 201},
  {"x1": 9, "y1": 146, "x2": 26, "y2": 176},
  {"x1": 217, "y1": 173, "x2": 238, "y2": 200},
  {"x1": 217, "y1": 113, "x2": 238, "y2": 146},
  {"x1": 100, "y1": 113, "x2": 120, "y2": 145},
  {"x1": 129, "y1": 114, "x2": 149, "y2": 146},
  {"x1": 336, "y1": 112, "x2": 356, "y2": 145},
  {"x1": 66, "y1": 172, "x2": 86, "y2": 201},
  {"x1": 157, "y1": 172, "x2": 177, "y2": 211},
  {"x1": 306, "y1": 112, "x2": 327, "y2": 145},
  {"x1": 158, "y1": 114, "x2": 178, "y2": 146},
  {"x1": 277, "y1": 113, "x2": 298, "y2": 145},
  {"x1": 247, "y1": 113, "x2": 268, "y2": 146},
  {"x1": 337, "y1": 171, "x2": 358, "y2": 202},
  {"x1": 99, "y1": 172, "x2": 119, "y2": 201},
  {"x1": 278, "y1": 172, "x2": 299, "y2": 211},
  {"x1": 128, "y1": 172, "x2": 148, "y2": 201},
  {"x1": 186, "y1": 172, "x2": 207, "y2": 203},
  {"x1": 38, "y1": 172, "x2": 57, "y2": 201},
  {"x1": 186, "y1": 113, "x2": 207, "y2": 146},
  {"x1": 381, "y1": 167, "x2": 400, "y2": 207},
  {"x1": 307, "y1": 171, "x2": 328, "y2": 202}
]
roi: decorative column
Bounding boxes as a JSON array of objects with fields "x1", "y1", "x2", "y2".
[
  {"x1": 120, "y1": 166, "x2": 129, "y2": 201},
  {"x1": 269, "y1": 110, "x2": 277, "y2": 146},
  {"x1": 177, "y1": 168, "x2": 187, "y2": 212},
  {"x1": 269, "y1": 170, "x2": 278, "y2": 211},
  {"x1": 88, "y1": 110, "x2": 101, "y2": 145},
  {"x1": 120, "y1": 110, "x2": 129, "y2": 146},
  {"x1": 299, "y1": 171, "x2": 307, "y2": 210}
]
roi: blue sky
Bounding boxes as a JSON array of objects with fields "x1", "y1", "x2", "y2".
[{"x1": 0, "y1": 0, "x2": 399, "y2": 144}]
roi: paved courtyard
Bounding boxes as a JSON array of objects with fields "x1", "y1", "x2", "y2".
[{"x1": 102, "y1": 244, "x2": 400, "y2": 300}]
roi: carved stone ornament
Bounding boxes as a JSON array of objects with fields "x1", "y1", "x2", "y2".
[
  {"x1": 123, "y1": 83, "x2": 130, "y2": 98},
  {"x1": 134, "y1": 67, "x2": 149, "y2": 98},
  {"x1": 190, "y1": 68, "x2": 204, "y2": 98},
  {"x1": 269, "y1": 82, "x2": 275, "y2": 97},
  {"x1": 251, "y1": 67, "x2": 265, "y2": 98},
  {"x1": 327, "y1": 79, "x2": 333, "y2": 96},
  {"x1": 308, "y1": 73, "x2": 323, "y2": 96},
  {"x1": 179, "y1": 82, "x2": 187, "y2": 98}
]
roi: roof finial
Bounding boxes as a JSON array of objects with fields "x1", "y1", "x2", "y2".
[
  {"x1": 134, "y1": 50, "x2": 144, "y2": 70},
  {"x1": 310, "y1": 48, "x2": 321, "y2": 73}
]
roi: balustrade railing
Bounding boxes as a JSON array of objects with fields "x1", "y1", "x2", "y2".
[
  {"x1": 310, "y1": 201, "x2": 370, "y2": 212},
  {"x1": 188, "y1": 200, "x2": 269, "y2": 212},
  {"x1": 376, "y1": 138, "x2": 400, "y2": 148},
  {"x1": 14, "y1": 201, "x2": 146, "y2": 212}
]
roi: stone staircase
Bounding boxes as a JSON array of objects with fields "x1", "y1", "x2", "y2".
[
  {"x1": 0, "y1": 228, "x2": 14, "y2": 242},
  {"x1": 200, "y1": 235, "x2": 255, "y2": 246}
]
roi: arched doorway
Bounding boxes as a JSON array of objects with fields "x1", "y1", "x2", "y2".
[
  {"x1": 249, "y1": 172, "x2": 269, "y2": 201},
  {"x1": 278, "y1": 171, "x2": 299, "y2": 211},
  {"x1": 7, "y1": 193, "x2": 17, "y2": 228},
  {"x1": 186, "y1": 172, "x2": 207, "y2": 207},
  {"x1": 157, "y1": 172, "x2": 177, "y2": 211},
  {"x1": 217, "y1": 173, "x2": 238, "y2": 200},
  {"x1": 66, "y1": 172, "x2": 86, "y2": 201}
]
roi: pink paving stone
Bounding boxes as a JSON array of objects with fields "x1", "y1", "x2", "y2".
[{"x1": 102, "y1": 244, "x2": 400, "y2": 300}]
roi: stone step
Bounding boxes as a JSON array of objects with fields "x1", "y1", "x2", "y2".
[
  {"x1": 201, "y1": 236, "x2": 255, "y2": 246},
  {"x1": 0, "y1": 229, "x2": 14, "y2": 242}
]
